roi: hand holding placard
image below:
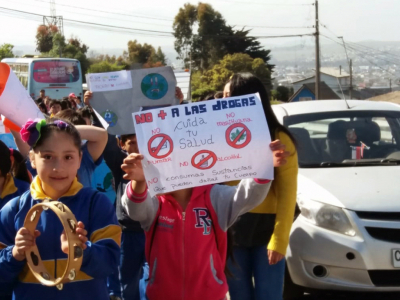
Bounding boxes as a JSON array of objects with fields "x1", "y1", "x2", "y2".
[{"x1": 132, "y1": 93, "x2": 274, "y2": 196}]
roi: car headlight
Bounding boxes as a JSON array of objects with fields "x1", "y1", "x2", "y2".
[{"x1": 298, "y1": 198, "x2": 356, "y2": 236}]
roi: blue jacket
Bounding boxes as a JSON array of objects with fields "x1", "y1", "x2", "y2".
[
  {"x1": 0, "y1": 177, "x2": 121, "y2": 300},
  {"x1": 0, "y1": 174, "x2": 30, "y2": 211}
]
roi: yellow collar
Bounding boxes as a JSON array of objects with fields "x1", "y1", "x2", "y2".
[
  {"x1": 30, "y1": 176, "x2": 83, "y2": 200},
  {"x1": 0, "y1": 173, "x2": 18, "y2": 199}
]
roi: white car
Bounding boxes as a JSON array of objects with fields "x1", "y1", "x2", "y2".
[{"x1": 272, "y1": 100, "x2": 400, "y2": 298}]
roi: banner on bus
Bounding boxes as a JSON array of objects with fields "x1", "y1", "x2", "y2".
[
  {"x1": 86, "y1": 67, "x2": 178, "y2": 135},
  {"x1": 0, "y1": 63, "x2": 43, "y2": 127}
]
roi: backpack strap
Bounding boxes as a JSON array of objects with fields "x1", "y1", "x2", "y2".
[{"x1": 87, "y1": 191, "x2": 99, "y2": 237}]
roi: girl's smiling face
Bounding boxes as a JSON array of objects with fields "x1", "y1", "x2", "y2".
[{"x1": 30, "y1": 131, "x2": 82, "y2": 200}]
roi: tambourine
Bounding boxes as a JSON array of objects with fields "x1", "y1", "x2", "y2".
[{"x1": 23, "y1": 201, "x2": 84, "y2": 290}]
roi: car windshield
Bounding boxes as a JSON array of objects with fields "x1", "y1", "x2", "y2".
[{"x1": 284, "y1": 110, "x2": 400, "y2": 167}]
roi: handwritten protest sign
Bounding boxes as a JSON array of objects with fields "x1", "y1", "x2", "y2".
[
  {"x1": 86, "y1": 67, "x2": 178, "y2": 135},
  {"x1": 0, "y1": 63, "x2": 43, "y2": 127},
  {"x1": 87, "y1": 70, "x2": 132, "y2": 92},
  {"x1": 132, "y1": 93, "x2": 274, "y2": 196}
]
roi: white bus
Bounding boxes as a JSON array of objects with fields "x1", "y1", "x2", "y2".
[{"x1": 1, "y1": 58, "x2": 83, "y2": 100}]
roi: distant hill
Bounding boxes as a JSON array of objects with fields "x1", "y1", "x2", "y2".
[{"x1": 269, "y1": 40, "x2": 400, "y2": 64}]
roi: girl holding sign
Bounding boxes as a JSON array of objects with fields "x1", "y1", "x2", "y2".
[
  {"x1": 0, "y1": 118, "x2": 121, "y2": 300},
  {"x1": 225, "y1": 73, "x2": 298, "y2": 300},
  {"x1": 120, "y1": 140, "x2": 288, "y2": 300}
]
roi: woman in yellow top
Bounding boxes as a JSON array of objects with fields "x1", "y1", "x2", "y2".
[{"x1": 226, "y1": 73, "x2": 298, "y2": 300}]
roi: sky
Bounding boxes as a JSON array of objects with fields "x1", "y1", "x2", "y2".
[{"x1": 0, "y1": 0, "x2": 399, "y2": 63}]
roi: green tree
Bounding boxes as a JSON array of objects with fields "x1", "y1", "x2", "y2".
[
  {"x1": 173, "y1": 3, "x2": 272, "y2": 71},
  {"x1": 127, "y1": 40, "x2": 155, "y2": 64},
  {"x1": 88, "y1": 61, "x2": 125, "y2": 73},
  {"x1": 152, "y1": 47, "x2": 167, "y2": 65},
  {"x1": 46, "y1": 33, "x2": 90, "y2": 79},
  {"x1": 0, "y1": 43, "x2": 14, "y2": 60},
  {"x1": 222, "y1": 27, "x2": 273, "y2": 70},
  {"x1": 35, "y1": 24, "x2": 59, "y2": 53},
  {"x1": 173, "y1": 3, "x2": 229, "y2": 70},
  {"x1": 273, "y1": 86, "x2": 293, "y2": 102},
  {"x1": 127, "y1": 40, "x2": 167, "y2": 68},
  {"x1": 192, "y1": 53, "x2": 271, "y2": 98}
]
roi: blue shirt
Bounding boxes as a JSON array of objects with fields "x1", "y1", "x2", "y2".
[{"x1": 78, "y1": 143, "x2": 103, "y2": 187}]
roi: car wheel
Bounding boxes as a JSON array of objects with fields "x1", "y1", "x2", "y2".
[{"x1": 283, "y1": 265, "x2": 305, "y2": 300}]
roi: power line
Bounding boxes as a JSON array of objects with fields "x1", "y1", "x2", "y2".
[
  {"x1": 0, "y1": 6, "x2": 174, "y2": 34},
  {"x1": 32, "y1": 0, "x2": 173, "y2": 22},
  {"x1": 232, "y1": 24, "x2": 312, "y2": 29},
  {"x1": 321, "y1": 34, "x2": 398, "y2": 77},
  {"x1": 1, "y1": 0, "x2": 172, "y2": 28},
  {"x1": 212, "y1": 0, "x2": 312, "y2": 6},
  {"x1": 320, "y1": 23, "x2": 400, "y2": 61},
  {"x1": 13, "y1": 0, "x2": 315, "y2": 31},
  {"x1": 0, "y1": 6, "x2": 315, "y2": 40}
]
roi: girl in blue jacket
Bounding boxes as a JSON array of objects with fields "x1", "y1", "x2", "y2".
[
  {"x1": 0, "y1": 140, "x2": 30, "y2": 211},
  {"x1": 0, "y1": 118, "x2": 121, "y2": 300}
]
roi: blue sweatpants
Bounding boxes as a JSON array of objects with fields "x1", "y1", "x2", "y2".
[
  {"x1": 227, "y1": 245, "x2": 285, "y2": 300},
  {"x1": 120, "y1": 230, "x2": 146, "y2": 300}
]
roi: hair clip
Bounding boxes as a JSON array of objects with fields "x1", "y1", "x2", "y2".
[
  {"x1": 20, "y1": 119, "x2": 47, "y2": 147},
  {"x1": 53, "y1": 120, "x2": 69, "y2": 130}
]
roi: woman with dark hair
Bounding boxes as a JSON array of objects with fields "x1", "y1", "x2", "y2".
[
  {"x1": 60, "y1": 98, "x2": 72, "y2": 110},
  {"x1": 38, "y1": 102, "x2": 48, "y2": 115},
  {"x1": 0, "y1": 141, "x2": 30, "y2": 211},
  {"x1": 226, "y1": 73, "x2": 298, "y2": 300}
]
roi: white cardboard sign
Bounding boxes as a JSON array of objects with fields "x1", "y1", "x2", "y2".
[
  {"x1": 86, "y1": 67, "x2": 178, "y2": 135},
  {"x1": 87, "y1": 70, "x2": 132, "y2": 92},
  {"x1": 132, "y1": 93, "x2": 274, "y2": 196},
  {"x1": 0, "y1": 63, "x2": 43, "y2": 127}
]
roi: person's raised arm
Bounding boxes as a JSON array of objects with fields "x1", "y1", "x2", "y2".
[
  {"x1": 75, "y1": 125, "x2": 108, "y2": 163},
  {"x1": 10, "y1": 129, "x2": 30, "y2": 158},
  {"x1": 121, "y1": 153, "x2": 159, "y2": 231}
]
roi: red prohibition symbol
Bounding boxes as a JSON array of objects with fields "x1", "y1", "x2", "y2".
[
  {"x1": 191, "y1": 150, "x2": 217, "y2": 170},
  {"x1": 225, "y1": 123, "x2": 252, "y2": 149},
  {"x1": 147, "y1": 133, "x2": 174, "y2": 159}
]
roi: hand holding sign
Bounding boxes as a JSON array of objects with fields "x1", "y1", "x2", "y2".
[
  {"x1": 133, "y1": 93, "x2": 275, "y2": 196},
  {"x1": 270, "y1": 140, "x2": 290, "y2": 166},
  {"x1": 122, "y1": 153, "x2": 146, "y2": 182}
]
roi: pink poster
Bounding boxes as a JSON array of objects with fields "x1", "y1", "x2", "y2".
[{"x1": 33, "y1": 61, "x2": 80, "y2": 83}]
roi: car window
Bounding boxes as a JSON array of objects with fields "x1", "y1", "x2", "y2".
[
  {"x1": 285, "y1": 111, "x2": 400, "y2": 167},
  {"x1": 372, "y1": 117, "x2": 395, "y2": 144}
]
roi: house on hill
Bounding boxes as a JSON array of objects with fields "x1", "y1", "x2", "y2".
[
  {"x1": 292, "y1": 67, "x2": 350, "y2": 99},
  {"x1": 289, "y1": 81, "x2": 341, "y2": 102}
]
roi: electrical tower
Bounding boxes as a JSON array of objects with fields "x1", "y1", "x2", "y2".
[{"x1": 43, "y1": 0, "x2": 64, "y2": 36}]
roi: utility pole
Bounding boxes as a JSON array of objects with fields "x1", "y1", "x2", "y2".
[
  {"x1": 314, "y1": 0, "x2": 321, "y2": 100},
  {"x1": 349, "y1": 59, "x2": 352, "y2": 99},
  {"x1": 43, "y1": 0, "x2": 64, "y2": 57}
]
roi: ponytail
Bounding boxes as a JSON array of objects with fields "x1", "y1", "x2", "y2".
[
  {"x1": 0, "y1": 141, "x2": 30, "y2": 183},
  {"x1": 10, "y1": 149, "x2": 31, "y2": 183}
]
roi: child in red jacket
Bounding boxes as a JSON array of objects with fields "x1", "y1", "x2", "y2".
[{"x1": 121, "y1": 141, "x2": 288, "y2": 300}]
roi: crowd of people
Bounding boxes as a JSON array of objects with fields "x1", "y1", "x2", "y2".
[
  {"x1": 0, "y1": 73, "x2": 298, "y2": 300},
  {"x1": 34, "y1": 89, "x2": 84, "y2": 117}
]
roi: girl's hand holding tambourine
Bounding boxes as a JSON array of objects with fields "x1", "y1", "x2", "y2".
[
  {"x1": 61, "y1": 221, "x2": 88, "y2": 254},
  {"x1": 13, "y1": 227, "x2": 41, "y2": 261}
]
